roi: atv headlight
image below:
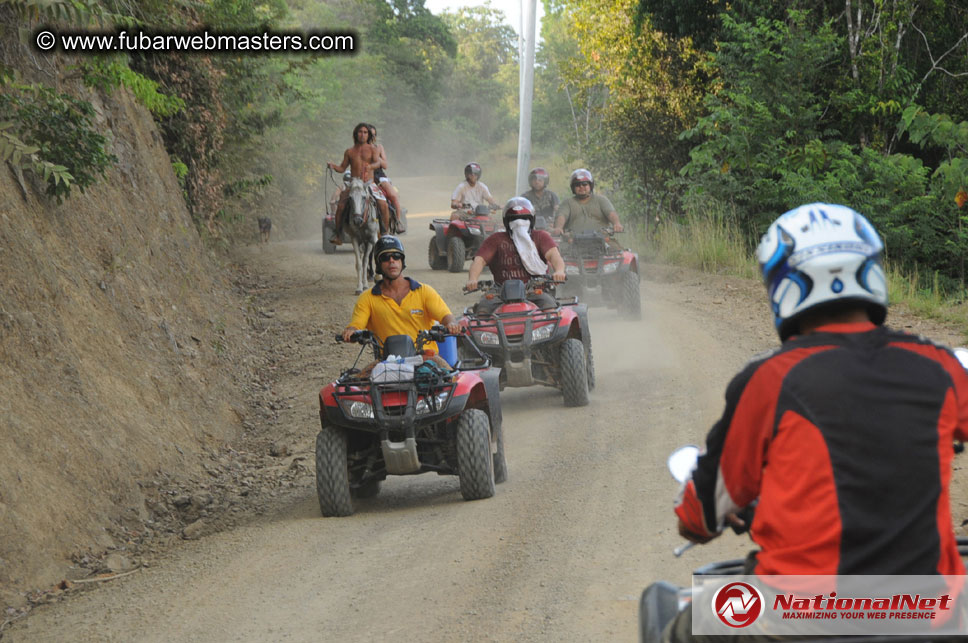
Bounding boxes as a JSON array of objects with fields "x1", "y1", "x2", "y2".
[
  {"x1": 346, "y1": 400, "x2": 373, "y2": 419},
  {"x1": 531, "y1": 324, "x2": 554, "y2": 342},
  {"x1": 416, "y1": 391, "x2": 450, "y2": 415},
  {"x1": 468, "y1": 226, "x2": 482, "y2": 235},
  {"x1": 602, "y1": 261, "x2": 620, "y2": 273},
  {"x1": 475, "y1": 331, "x2": 500, "y2": 346},
  {"x1": 565, "y1": 265, "x2": 580, "y2": 275}
]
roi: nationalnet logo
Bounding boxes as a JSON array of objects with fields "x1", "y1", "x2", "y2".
[
  {"x1": 712, "y1": 581, "x2": 764, "y2": 627},
  {"x1": 773, "y1": 590, "x2": 953, "y2": 621},
  {"x1": 693, "y1": 575, "x2": 968, "y2": 636}
]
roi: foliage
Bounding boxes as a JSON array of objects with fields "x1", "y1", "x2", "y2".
[
  {"x1": 634, "y1": 0, "x2": 722, "y2": 50},
  {"x1": 438, "y1": 4, "x2": 518, "y2": 149},
  {"x1": 672, "y1": 8, "x2": 968, "y2": 289},
  {"x1": 0, "y1": 84, "x2": 116, "y2": 202},
  {"x1": 679, "y1": 11, "x2": 842, "y2": 225},
  {"x1": 78, "y1": 57, "x2": 185, "y2": 117},
  {"x1": 223, "y1": 173, "x2": 273, "y2": 198},
  {"x1": 0, "y1": 122, "x2": 74, "y2": 192},
  {"x1": 115, "y1": 0, "x2": 296, "y2": 233},
  {"x1": 649, "y1": 199, "x2": 757, "y2": 278},
  {"x1": 132, "y1": 51, "x2": 227, "y2": 230},
  {"x1": 361, "y1": 0, "x2": 456, "y2": 108},
  {"x1": 0, "y1": 0, "x2": 105, "y2": 24},
  {"x1": 541, "y1": 0, "x2": 704, "y2": 220}
]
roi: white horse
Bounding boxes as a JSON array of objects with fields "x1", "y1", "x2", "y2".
[{"x1": 343, "y1": 178, "x2": 381, "y2": 294}]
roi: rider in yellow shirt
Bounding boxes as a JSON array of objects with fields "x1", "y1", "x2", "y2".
[{"x1": 343, "y1": 236, "x2": 459, "y2": 353}]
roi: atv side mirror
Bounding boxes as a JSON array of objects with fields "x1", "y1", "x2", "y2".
[{"x1": 667, "y1": 445, "x2": 700, "y2": 484}]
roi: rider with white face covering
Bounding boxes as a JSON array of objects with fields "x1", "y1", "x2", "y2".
[{"x1": 466, "y1": 197, "x2": 567, "y2": 314}]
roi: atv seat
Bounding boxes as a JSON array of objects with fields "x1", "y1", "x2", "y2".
[
  {"x1": 499, "y1": 279, "x2": 527, "y2": 303},
  {"x1": 382, "y1": 335, "x2": 417, "y2": 359}
]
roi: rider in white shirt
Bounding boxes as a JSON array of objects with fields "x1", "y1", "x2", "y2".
[{"x1": 450, "y1": 162, "x2": 500, "y2": 220}]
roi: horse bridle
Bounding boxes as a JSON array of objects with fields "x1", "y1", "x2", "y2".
[{"x1": 349, "y1": 180, "x2": 373, "y2": 226}]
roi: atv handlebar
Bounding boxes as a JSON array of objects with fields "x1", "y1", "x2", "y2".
[
  {"x1": 335, "y1": 329, "x2": 374, "y2": 345},
  {"x1": 556, "y1": 226, "x2": 620, "y2": 240},
  {"x1": 463, "y1": 279, "x2": 495, "y2": 294},
  {"x1": 418, "y1": 324, "x2": 460, "y2": 344},
  {"x1": 463, "y1": 276, "x2": 558, "y2": 295}
]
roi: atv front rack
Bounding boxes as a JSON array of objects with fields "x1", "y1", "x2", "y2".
[
  {"x1": 332, "y1": 378, "x2": 459, "y2": 431},
  {"x1": 465, "y1": 308, "x2": 565, "y2": 364}
]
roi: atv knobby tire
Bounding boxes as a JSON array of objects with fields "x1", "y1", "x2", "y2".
[
  {"x1": 428, "y1": 237, "x2": 446, "y2": 270},
  {"x1": 447, "y1": 236, "x2": 466, "y2": 273},
  {"x1": 323, "y1": 222, "x2": 336, "y2": 255},
  {"x1": 585, "y1": 337, "x2": 596, "y2": 392},
  {"x1": 559, "y1": 338, "x2": 589, "y2": 407},
  {"x1": 456, "y1": 408, "x2": 495, "y2": 500},
  {"x1": 315, "y1": 422, "x2": 353, "y2": 516},
  {"x1": 619, "y1": 271, "x2": 642, "y2": 320}
]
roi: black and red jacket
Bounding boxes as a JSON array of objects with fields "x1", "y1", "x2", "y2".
[{"x1": 676, "y1": 322, "x2": 968, "y2": 575}]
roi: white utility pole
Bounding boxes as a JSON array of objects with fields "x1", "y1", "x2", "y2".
[{"x1": 515, "y1": 0, "x2": 537, "y2": 196}]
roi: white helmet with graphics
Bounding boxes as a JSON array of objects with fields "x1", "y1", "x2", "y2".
[{"x1": 756, "y1": 203, "x2": 887, "y2": 340}]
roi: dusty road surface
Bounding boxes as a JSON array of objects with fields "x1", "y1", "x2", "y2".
[{"x1": 9, "y1": 178, "x2": 967, "y2": 642}]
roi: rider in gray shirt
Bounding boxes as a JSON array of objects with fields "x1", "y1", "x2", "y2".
[{"x1": 552, "y1": 168, "x2": 624, "y2": 234}]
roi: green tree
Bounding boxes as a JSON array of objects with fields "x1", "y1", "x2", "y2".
[
  {"x1": 546, "y1": 0, "x2": 704, "y2": 220},
  {"x1": 438, "y1": 4, "x2": 518, "y2": 150}
]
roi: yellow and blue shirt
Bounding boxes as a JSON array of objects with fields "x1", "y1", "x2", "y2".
[{"x1": 348, "y1": 277, "x2": 452, "y2": 351}]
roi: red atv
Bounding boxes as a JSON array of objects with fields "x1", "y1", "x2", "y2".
[
  {"x1": 556, "y1": 228, "x2": 641, "y2": 319},
  {"x1": 428, "y1": 204, "x2": 500, "y2": 273},
  {"x1": 459, "y1": 277, "x2": 595, "y2": 407},
  {"x1": 316, "y1": 327, "x2": 506, "y2": 516}
]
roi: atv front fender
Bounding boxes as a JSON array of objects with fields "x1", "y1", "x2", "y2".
[
  {"x1": 570, "y1": 302, "x2": 593, "y2": 354},
  {"x1": 430, "y1": 221, "x2": 450, "y2": 255},
  {"x1": 477, "y1": 366, "x2": 503, "y2": 435}
]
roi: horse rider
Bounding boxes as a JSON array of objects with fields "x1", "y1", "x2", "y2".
[
  {"x1": 366, "y1": 124, "x2": 406, "y2": 233},
  {"x1": 326, "y1": 123, "x2": 392, "y2": 245}
]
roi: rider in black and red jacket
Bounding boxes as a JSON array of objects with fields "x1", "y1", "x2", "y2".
[{"x1": 675, "y1": 203, "x2": 968, "y2": 577}]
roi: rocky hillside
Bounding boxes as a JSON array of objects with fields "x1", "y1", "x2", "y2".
[{"x1": 0, "y1": 57, "x2": 252, "y2": 607}]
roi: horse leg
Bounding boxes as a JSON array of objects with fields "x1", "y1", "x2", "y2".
[
  {"x1": 365, "y1": 242, "x2": 374, "y2": 282},
  {"x1": 352, "y1": 238, "x2": 364, "y2": 294}
]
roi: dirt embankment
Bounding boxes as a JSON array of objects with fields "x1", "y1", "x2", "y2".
[{"x1": 0, "y1": 53, "x2": 267, "y2": 609}]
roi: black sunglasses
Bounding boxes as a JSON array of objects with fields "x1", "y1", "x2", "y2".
[{"x1": 380, "y1": 252, "x2": 404, "y2": 262}]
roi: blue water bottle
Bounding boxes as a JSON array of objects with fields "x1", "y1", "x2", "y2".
[{"x1": 438, "y1": 335, "x2": 458, "y2": 367}]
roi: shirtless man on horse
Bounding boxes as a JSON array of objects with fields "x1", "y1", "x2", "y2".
[{"x1": 326, "y1": 123, "x2": 391, "y2": 245}]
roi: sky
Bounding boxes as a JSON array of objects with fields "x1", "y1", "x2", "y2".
[{"x1": 423, "y1": 0, "x2": 546, "y2": 39}]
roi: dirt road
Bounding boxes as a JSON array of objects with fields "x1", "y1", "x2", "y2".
[{"x1": 10, "y1": 178, "x2": 964, "y2": 642}]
